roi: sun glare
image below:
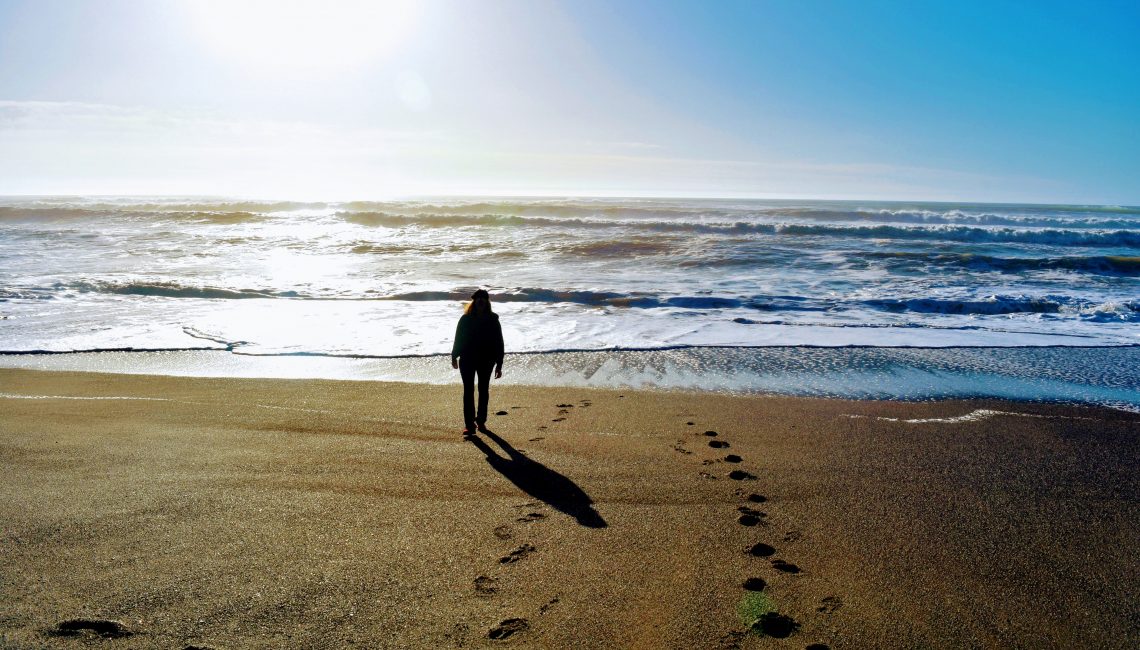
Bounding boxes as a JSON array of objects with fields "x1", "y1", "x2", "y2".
[{"x1": 183, "y1": 0, "x2": 419, "y2": 74}]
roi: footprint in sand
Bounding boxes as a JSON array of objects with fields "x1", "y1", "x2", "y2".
[
  {"x1": 738, "y1": 505, "x2": 764, "y2": 516},
  {"x1": 742, "y1": 577, "x2": 767, "y2": 591},
  {"x1": 539, "y1": 596, "x2": 560, "y2": 614},
  {"x1": 488, "y1": 618, "x2": 529, "y2": 640},
  {"x1": 817, "y1": 596, "x2": 843, "y2": 614},
  {"x1": 783, "y1": 530, "x2": 802, "y2": 542},
  {"x1": 445, "y1": 623, "x2": 471, "y2": 647},
  {"x1": 53, "y1": 619, "x2": 131, "y2": 639},
  {"x1": 805, "y1": 644, "x2": 832, "y2": 650},
  {"x1": 709, "y1": 440, "x2": 730, "y2": 449},
  {"x1": 747, "y1": 542, "x2": 776, "y2": 557},
  {"x1": 496, "y1": 410, "x2": 509, "y2": 415},
  {"x1": 749, "y1": 612, "x2": 800, "y2": 638},
  {"x1": 717, "y1": 630, "x2": 747, "y2": 649},
  {"x1": 552, "y1": 417, "x2": 566, "y2": 422},
  {"x1": 728, "y1": 470, "x2": 756, "y2": 480},
  {"x1": 493, "y1": 525, "x2": 513, "y2": 540},
  {"x1": 724, "y1": 454, "x2": 742, "y2": 463},
  {"x1": 557, "y1": 409, "x2": 569, "y2": 414},
  {"x1": 698, "y1": 471, "x2": 718, "y2": 480},
  {"x1": 737, "y1": 506, "x2": 766, "y2": 526},
  {"x1": 499, "y1": 543, "x2": 536, "y2": 564},
  {"x1": 686, "y1": 421, "x2": 695, "y2": 425},
  {"x1": 556, "y1": 403, "x2": 574, "y2": 408},
  {"x1": 474, "y1": 575, "x2": 498, "y2": 596},
  {"x1": 746, "y1": 493, "x2": 767, "y2": 503},
  {"x1": 703, "y1": 430, "x2": 718, "y2": 437},
  {"x1": 672, "y1": 442, "x2": 692, "y2": 455},
  {"x1": 516, "y1": 512, "x2": 547, "y2": 523},
  {"x1": 529, "y1": 436, "x2": 545, "y2": 442},
  {"x1": 771, "y1": 559, "x2": 801, "y2": 574}
]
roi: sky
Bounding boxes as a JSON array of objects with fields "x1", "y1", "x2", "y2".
[{"x1": 0, "y1": 0, "x2": 1137, "y2": 203}]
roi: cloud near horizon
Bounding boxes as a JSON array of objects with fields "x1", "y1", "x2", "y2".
[{"x1": 0, "y1": 100, "x2": 1059, "y2": 201}]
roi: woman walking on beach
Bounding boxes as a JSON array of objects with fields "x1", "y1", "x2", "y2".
[{"x1": 451, "y1": 289, "x2": 504, "y2": 436}]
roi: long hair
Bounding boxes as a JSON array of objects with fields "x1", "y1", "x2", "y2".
[{"x1": 464, "y1": 290, "x2": 493, "y2": 316}]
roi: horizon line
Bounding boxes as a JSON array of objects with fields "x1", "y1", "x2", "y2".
[{"x1": 0, "y1": 192, "x2": 1136, "y2": 210}]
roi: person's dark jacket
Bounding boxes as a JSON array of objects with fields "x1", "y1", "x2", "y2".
[{"x1": 451, "y1": 312, "x2": 504, "y2": 365}]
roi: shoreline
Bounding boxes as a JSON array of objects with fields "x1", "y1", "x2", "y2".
[
  {"x1": 2, "y1": 368, "x2": 1138, "y2": 647},
  {"x1": 2, "y1": 345, "x2": 1138, "y2": 413},
  {"x1": 4, "y1": 341, "x2": 1140, "y2": 354}
]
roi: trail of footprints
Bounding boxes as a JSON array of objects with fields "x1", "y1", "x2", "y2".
[
  {"x1": 476, "y1": 400, "x2": 840, "y2": 644},
  {"x1": 475, "y1": 500, "x2": 557, "y2": 641},
  {"x1": 688, "y1": 426, "x2": 840, "y2": 647},
  {"x1": 474, "y1": 400, "x2": 592, "y2": 641}
]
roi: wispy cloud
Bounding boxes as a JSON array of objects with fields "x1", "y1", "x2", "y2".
[
  {"x1": 0, "y1": 100, "x2": 451, "y2": 196},
  {"x1": 449, "y1": 147, "x2": 1058, "y2": 201},
  {"x1": 0, "y1": 100, "x2": 1062, "y2": 201},
  {"x1": 0, "y1": 100, "x2": 442, "y2": 146}
]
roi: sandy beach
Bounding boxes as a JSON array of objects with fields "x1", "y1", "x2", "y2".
[
  {"x1": 1, "y1": 368, "x2": 1137, "y2": 648},
  {"x1": 4, "y1": 0, "x2": 1138, "y2": 647}
]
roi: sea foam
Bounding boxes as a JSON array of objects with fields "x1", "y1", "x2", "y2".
[{"x1": 1, "y1": 196, "x2": 1138, "y2": 406}]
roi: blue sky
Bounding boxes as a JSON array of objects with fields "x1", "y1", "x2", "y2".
[{"x1": 0, "y1": 0, "x2": 1136, "y2": 202}]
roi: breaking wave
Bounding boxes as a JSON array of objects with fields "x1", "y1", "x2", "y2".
[
  {"x1": 339, "y1": 200, "x2": 1140, "y2": 226},
  {"x1": 0, "y1": 206, "x2": 265, "y2": 224},
  {"x1": 339, "y1": 211, "x2": 1140, "y2": 247},
  {"x1": 2, "y1": 196, "x2": 1137, "y2": 358},
  {"x1": 863, "y1": 252, "x2": 1140, "y2": 276},
  {"x1": 8, "y1": 281, "x2": 1137, "y2": 323},
  {"x1": 45, "y1": 281, "x2": 298, "y2": 300}
]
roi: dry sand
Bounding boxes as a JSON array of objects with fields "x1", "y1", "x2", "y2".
[{"x1": 1, "y1": 368, "x2": 1138, "y2": 648}]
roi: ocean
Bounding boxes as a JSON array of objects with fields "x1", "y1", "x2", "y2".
[{"x1": 1, "y1": 196, "x2": 1137, "y2": 409}]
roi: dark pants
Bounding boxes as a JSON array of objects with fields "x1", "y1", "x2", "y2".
[{"x1": 460, "y1": 357, "x2": 495, "y2": 429}]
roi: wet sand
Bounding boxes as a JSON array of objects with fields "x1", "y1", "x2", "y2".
[{"x1": 1, "y1": 369, "x2": 1137, "y2": 648}]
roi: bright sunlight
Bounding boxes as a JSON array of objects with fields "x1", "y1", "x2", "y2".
[{"x1": 183, "y1": 0, "x2": 419, "y2": 75}]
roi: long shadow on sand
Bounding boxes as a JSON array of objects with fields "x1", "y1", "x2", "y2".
[{"x1": 468, "y1": 429, "x2": 607, "y2": 528}]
